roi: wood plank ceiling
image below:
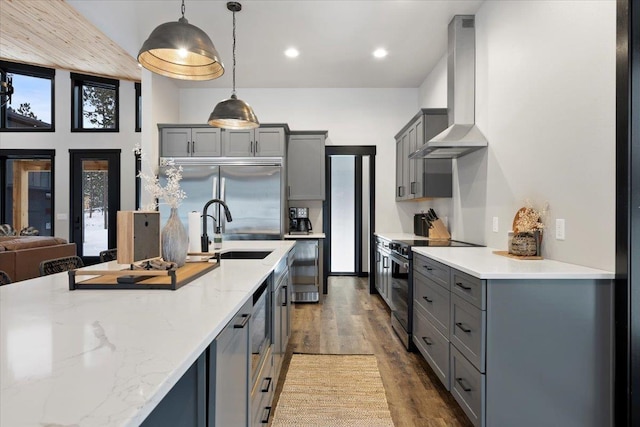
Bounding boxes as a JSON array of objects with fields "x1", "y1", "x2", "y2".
[{"x1": 0, "y1": 0, "x2": 141, "y2": 81}]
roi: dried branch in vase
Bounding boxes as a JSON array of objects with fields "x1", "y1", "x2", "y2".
[
  {"x1": 134, "y1": 144, "x2": 187, "y2": 210},
  {"x1": 514, "y1": 200, "x2": 549, "y2": 234}
]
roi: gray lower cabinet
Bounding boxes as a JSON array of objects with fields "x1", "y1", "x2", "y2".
[
  {"x1": 251, "y1": 349, "x2": 274, "y2": 427},
  {"x1": 272, "y1": 257, "x2": 291, "y2": 382},
  {"x1": 374, "y1": 237, "x2": 392, "y2": 308},
  {"x1": 141, "y1": 353, "x2": 207, "y2": 427},
  {"x1": 287, "y1": 131, "x2": 327, "y2": 200},
  {"x1": 209, "y1": 299, "x2": 252, "y2": 427},
  {"x1": 160, "y1": 126, "x2": 222, "y2": 157},
  {"x1": 412, "y1": 252, "x2": 613, "y2": 427},
  {"x1": 222, "y1": 127, "x2": 286, "y2": 157}
]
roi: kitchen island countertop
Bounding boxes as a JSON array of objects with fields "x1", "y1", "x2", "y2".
[{"x1": 0, "y1": 240, "x2": 295, "y2": 427}]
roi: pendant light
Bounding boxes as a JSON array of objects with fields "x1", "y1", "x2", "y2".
[
  {"x1": 138, "y1": 0, "x2": 224, "y2": 81},
  {"x1": 208, "y1": 2, "x2": 259, "y2": 129}
]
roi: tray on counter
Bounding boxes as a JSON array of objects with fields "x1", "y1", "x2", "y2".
[{"x1": 69, "y1": 261, "x2": 219, "y2": 291}]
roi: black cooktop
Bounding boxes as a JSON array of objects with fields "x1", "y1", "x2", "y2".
[{"x1": 396, "y1": 239, "x2": 483, "y2": 248}]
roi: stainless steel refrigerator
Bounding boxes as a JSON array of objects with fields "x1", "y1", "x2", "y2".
[{"x1": 159, "y1": 158, "x2": 284, "y2": 241}]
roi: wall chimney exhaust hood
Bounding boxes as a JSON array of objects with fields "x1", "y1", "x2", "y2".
[{"x1": 410, "y1": 15, "x2": 487, "y2": 159}]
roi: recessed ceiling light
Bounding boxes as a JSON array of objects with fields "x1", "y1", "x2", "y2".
[
  {"x1": 373, "y1": 48, "x2": 388, "y2": 59},
  {"x1": 285, "y1": 48, "x2": 299, "y2": 58}
]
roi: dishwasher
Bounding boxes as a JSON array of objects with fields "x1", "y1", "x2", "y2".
[{"x1": 290, "y1": 240, "x2": 319, "y2": 303}]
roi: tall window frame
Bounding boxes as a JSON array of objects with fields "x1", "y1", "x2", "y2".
[
  {"x1": 135, "y1": 82, "x2": 141, "y2": 133},
  {"x1": 0, "y1": 149, "x2": 56, "y2": 236},
  {"x1": 0, "y1": 61, "x2": 55, "y2": 132},
  {"x1": 70, "y1": 72, "x2": 119, "y2": 132}
]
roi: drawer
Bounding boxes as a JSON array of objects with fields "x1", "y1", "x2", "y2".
[
  {"x1": 414, "y1": 271, "x2": 450, "y2": 337},
  {"x1": 251, "y1": 351, "x2": 274, "y2": 426},
  {"x1": 450, "y1": 346, "x2": 485, "y2": 427},
  {"x1": 413, "y1": 308, "x2": 450, "y2": 390},
  {"x1": 451, "y1": 268, "x2": 486, "y2": 310},
  {"x1": 413, "y1": 253, "x2": 450, "y2": 289},
  {"x1": 450, "y1": 294, "x2": 486, "y2": 372}
]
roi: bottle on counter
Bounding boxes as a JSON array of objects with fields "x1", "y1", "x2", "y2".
[{"x1": 213, "y1": 227, "x2": 223, "y2": 250}]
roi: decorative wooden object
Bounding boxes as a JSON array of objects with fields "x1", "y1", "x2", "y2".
[
  {"x1": 68, "y1": 261, "x2": 219, "y2": 291},
  {"x1": 428, "y1": 219, "x2": 451, "y2": 240},
  {"x1": 116, "y1": 211, "x2": 161, "y2": 264}
]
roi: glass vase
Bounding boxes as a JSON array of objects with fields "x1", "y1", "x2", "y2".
[{"x1": 161, "y1": 207, "x2": 188, "y2": 267}]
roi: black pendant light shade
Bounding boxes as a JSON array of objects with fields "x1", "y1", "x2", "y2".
[
  {"x1": 138, "y1": 2, "x2": 224, "y2": 81},
  {"x1": 208, "y1": 94, "x2": 259, "y2": 129},
  {"x1": 208, "y1": 2, "x2": 259, "y2": 129}
]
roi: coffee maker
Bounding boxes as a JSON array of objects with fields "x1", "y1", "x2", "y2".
[{"x1": 289, "y1": 207, "x2": 313, "y2": 234}]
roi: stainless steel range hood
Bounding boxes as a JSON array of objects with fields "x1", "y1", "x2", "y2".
[{"x1": 410, "y1": 15, "x2": 487, "y2": 159}]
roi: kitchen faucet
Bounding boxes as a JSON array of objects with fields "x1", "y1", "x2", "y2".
[{"x1": 201, "y1": 199, "x2": 233, "y2": 252}]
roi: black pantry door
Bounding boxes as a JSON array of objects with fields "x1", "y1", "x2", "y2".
[
  {"x1": 69, "y1": 150, "x2": 120, "y2": 265},
  {"x1": 323, "y1": 146, "x2": 376, "y2": 293}
]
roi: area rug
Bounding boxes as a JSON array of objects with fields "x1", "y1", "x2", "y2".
[{"x1": 271, "y1": 354, "x2": 395, "y2": 426}]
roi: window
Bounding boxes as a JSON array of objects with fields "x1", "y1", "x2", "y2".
[
  {"x1": 0, "y1": 61, "x2": 55, "y2": 131},
  {"x1": 71, "y1": 73, "x2": 119, "y2": 132},
  {"x1": 135, "y1": 82, "x2": 141, "y2": 132},
  {"x1": 0, "y1": 150, "x2": 55, "y2": 236}
]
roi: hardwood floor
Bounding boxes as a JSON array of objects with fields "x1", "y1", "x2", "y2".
[{"x1": 272, "y1": 276, "x2": 473, "y2": 427}]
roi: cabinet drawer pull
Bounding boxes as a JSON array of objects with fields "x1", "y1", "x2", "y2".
[
  {"x1": 234, "y1": 313, "x2": 250, "y2": 328},
  {"x1": 455, "y1": 322, "x2": 472, "y2": 333},
  {"x1": 455, "y1": 282, "x2": 472, "y2": 291},
  {"x1": 186, "y1": 140, "x2": 190, "y2": 153},
  {"x1": 456, "y1": 377, "x2": 472, "y2": 392},
  {"x1": 423, "y1": 265, "x2": 433, "y2": 271},
  {"x1": 261, "y1": 377, "x2": 272, "y2": 392},
  {"x1": 282, "y1": 286, "x2": 288, "y2": 307},
  {"x1": 255, "y1": 140, "x2": 259, "y2": 153},
  {"x1": 192, "y1": 140, "x2": 195, "y2": 153},
  {"x1": 422, "y1": 296, "x2": 433, "y2": 303},
  {"x1": 422, "y1": 336, "x2": 433, "y2": 346},
  {"x1": 261, "y1": 406, "x2": 272, "y2": 424}
]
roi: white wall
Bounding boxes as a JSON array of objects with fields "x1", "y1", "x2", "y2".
[
  {"x1": 418, "y1": 0, "x2": 616, "y2": 270},
  {"x1": 0, "y1": 70, "x2": 140, "y2": 241},
  {"x1": 178, "y1": 88, "x2": 419, "y2": 234}
]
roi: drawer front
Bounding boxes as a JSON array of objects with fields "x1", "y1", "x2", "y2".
[
  {"x1": 450, "y1": 294, "x2": 486, "y2": 372},
  {"x1": 414, "y1": 271, "x2": 450, "y2": 337},
  {"x1": 251, "y1": 352, "x2": 274, "y2": 426},
  {"x1": 414, "y1": 253, "x2": 450, "y2": 289},
  {"x1": 413, "y1": 308, "x2": 450, "y2": 390},
  {"x1": 451, "y1": 346, "x2": 485, "y2": 427},
  {"x1": 451, "y1": 269, "x2": 486, "y2": 310}
]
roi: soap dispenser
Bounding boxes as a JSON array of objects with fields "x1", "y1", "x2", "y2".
[{"x1": 213, "y1": 226, "x2": 223, "y2": 250}]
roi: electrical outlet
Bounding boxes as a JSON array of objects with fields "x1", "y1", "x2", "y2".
[
  {"x1": 492, "y1": 216, "x2": 499, "y2": 233},
  {"x1": 556, "y1": 219, "x2": 566, "y2": 240}
]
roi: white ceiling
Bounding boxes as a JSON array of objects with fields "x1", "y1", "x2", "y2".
[{"x1": 67, "y1": 0, "x2": 484, "y2": 89}]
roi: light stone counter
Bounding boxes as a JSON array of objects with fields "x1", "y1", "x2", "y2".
[
  {"x1": 412, "y1": 246, "x2": 614, "y2": 280},
  {"x1": 283, "y1": 233, "x2": 326, "y2": 239},
  {"x1": 0, "y1": 240, "x2": 295, "y2": 427}
]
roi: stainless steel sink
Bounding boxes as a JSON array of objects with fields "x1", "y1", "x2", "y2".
[{"x1": 218, "y1": 251, "x2": 272, "y2": 260}]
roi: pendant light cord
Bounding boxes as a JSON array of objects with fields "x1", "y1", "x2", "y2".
[
  {"x1": 181, "y1": 0, "x2": 185, "y2": 18},
  {"x1": 232, "y1": 9, "x2": 237, "y2": 96}
]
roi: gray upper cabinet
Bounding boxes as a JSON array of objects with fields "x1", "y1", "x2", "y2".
[
  {"x1": 287, "y1": 131, "x2": 327, "y2": 200},
  {"x1": 395, "y1": 109, "x2": 451, "y2": 201},
  {"x1": 222, "y1": 126, "x2": 286, "y2": 157},
  {"x1": 160, "y1": 126, "x2": 221, "y2": 157}
]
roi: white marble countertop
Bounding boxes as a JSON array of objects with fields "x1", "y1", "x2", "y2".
[
  {"x1": 0, "y1": 240, "x2": 295, "y2": 427},
  {"x1": 412, "y1": 246, "x2": 614, "y2": 280},
  {"x1": 284, "y1": 233, "x2": 326, "y2": 239}
]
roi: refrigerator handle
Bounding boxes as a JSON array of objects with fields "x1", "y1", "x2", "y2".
[{"x1": 220, "y1": 177, "x2": 226, "y2": 233}]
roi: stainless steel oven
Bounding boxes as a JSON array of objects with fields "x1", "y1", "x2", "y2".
[{"x1": 389, "y1": 239, "x2": 483, "y2": 350}]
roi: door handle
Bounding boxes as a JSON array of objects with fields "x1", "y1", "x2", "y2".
[
  {"x1": 234, "y1": 314, "x2": 250, "y2": 328},
  {"x1": 255, "y1": 140, "x2": 259, "y2": 153},
  {"x1": 250, "y1": 140, "x2": 254, "y2": 154},
  {"x1": 191, "y1": 140, "x2": 195, "y2": 154},
  {"x1": 410, "y1": 181, "x2": 416, "y2": 195},
  {"x1": 186, "y1": 140, "x2": 190, "y2": 153}
]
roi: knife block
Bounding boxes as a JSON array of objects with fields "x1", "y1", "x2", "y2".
[{"x1": 428, "y1": 219, "x2": 451, "y2": 240}]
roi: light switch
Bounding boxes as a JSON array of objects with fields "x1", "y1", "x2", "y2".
[
  {"x1": 556, "y1": 219, "x2": 565, "y2": 240},
  {"x1": 56, "y1": 213, "x2": 68, "y2": 221}
]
